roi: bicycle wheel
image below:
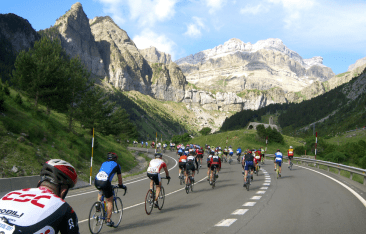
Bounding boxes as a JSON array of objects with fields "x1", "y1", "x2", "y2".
[
  {"x1": 246, "y1": 175, "x2": 250, "y2": 191},
  {"x1": 185, "y1": 183, "x2": 190, "y2": 194},
  {"x1": 113, "y1": 197, "x2": 123, "y2": 227},
  {"x1": 145, "y1": 189, "x2": 154, "y2": 215},
  {"x1": 212, "y1": 168, "x2": 216, "y2": 189},
  {"x1": 158, "y1": 186, "x2": 165, "y2": 210},
  {"x1": 256, "y1": 165, "x2": 259, "y2": 176},
  {"x1": 191, "y1": 178, "x2": 194, "y2": 192},
  {"x1": 88, "y1": 201, "x2": 104, "y2": 234},
  {"x1": 276, "y1": 167, "x2": 279, "y2": 179}
]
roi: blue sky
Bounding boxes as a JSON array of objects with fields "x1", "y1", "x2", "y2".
[{"x1": 2, "y1": 0, "x2": 366, "y2": 74}]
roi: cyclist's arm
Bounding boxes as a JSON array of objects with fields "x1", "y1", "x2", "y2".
[
  {"x1": 194, "y1": 157, "x2": 198, "y2": 168},
  {"x1": 60, "y1": 206, "x2": 80, "y2": 234},
  {"x1": 117, "y1": 174, "x2": 123, "y2": 186},
  {"x1": 163, "y1": 166, "x2": 169, "y2": 178}
]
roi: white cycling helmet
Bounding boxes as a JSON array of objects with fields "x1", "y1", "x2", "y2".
[{"x1": 290, "y1": 146, "x2": 293, "y2": 149}]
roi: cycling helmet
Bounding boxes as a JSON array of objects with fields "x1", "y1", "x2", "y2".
[
  {"x1": 210, "y1": 150, "x2": 215, "y2": 155},
  {"x1": 229, "y1": 145, "x2": 232, "y2": 148},
  {"x1": 39, "y1": 159, "x2": 78, "y2": 188},
  {"x1": 290, "y1": 146, "x2": 293, "y2": 149},
  {"x1": 107, "y1": 152, "x2": 118, "y2": 161},
  {"x1": 277, "y1": 149, "x2": 281, "y2": 152},
  {"x1": 155, "y1": 153, "x2": 163, "y2": 158}
]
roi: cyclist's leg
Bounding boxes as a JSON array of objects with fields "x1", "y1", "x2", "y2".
[
  {"x1": 106, "y1": 196, "x2": 114, "y2": 222},
  {"x1": 155, "y1": 182, "x2": 161, "y2": 201}
]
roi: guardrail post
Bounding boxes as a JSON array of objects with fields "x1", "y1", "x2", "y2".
[
  {"x1": 327, "y1": 166, "x2": 330, "y2": 172},
  {"x1": 364, "y1": 176, "x2": 366, "y2": 186},
  {"x1": 350, "y1": 172, "x2": 353, "y2": 180},
  {"x1": 338, "y1": 168, "x2": 341, "y2": 175}
]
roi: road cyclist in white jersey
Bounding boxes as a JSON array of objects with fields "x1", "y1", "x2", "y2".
[
  {"x1": 0, "y1": 159, "x2": 79, "y2": 234},
  {"x1": 185, "y1": 151, "x2": 199, "y2": 184},
  {"x1": 94, "y1": 152, "x2": 127, "y2": 227},
  {"x1": 147, "y1": 153, "x2": 171, "y2": 208},
  {"x1": 274, "y1": 149, "x2": 283, "y2": 177},
  {"x1": 206, "y1": 150, "x2": 214, "y2": 180}
]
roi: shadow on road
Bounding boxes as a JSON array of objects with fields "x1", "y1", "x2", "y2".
[
  {"x1": 109, "y1": 217, "x2": 174, "y2": 233},
  {"x1": 195, "y1": 183, "x2": 237, "y2": 192},
  {"x1": 159, "y1": 203, "x2": 201, "y2": 213}
]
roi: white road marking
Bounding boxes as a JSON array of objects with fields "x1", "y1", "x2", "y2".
[
  {"x1": 232, "y1": 209, "x2": 249, "y2": 215},
  {"x1": 215, "y1": 219, "x2": 237, "y2": 226},
  {"x1": 263, "y1": 183, "x2": 270, "y2": 186},
  {"x1": 260, "y1": 187, "x2": 268, "y2": 190},
  {"x1": 243, "y1": 202, "x2": 256, "y2": 206},
  {"x1": 297, "y1": 165, "x2": 366, "y2": 208},
  {"x1": 251, "y1": 196, "x2": 262, "y2": 200},
  {"x1": 256, "y1": 191, "x2": 266, "y2": 194},
  {"x1": 265, "y1": 180, "x2": 271, "y2": 183}
]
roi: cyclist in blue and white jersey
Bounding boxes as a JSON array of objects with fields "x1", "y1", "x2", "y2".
[
  {"x1": 236, "y1": 147, "x2": 242, "y2": 163},
  {"x1": 274, "y1": 149, "x2": 283, "y2": 177},
  {"x1": 95, "y1": 152, "x2": 127, "y2": 227}
]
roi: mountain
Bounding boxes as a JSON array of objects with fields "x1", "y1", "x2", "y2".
[
  {"x1": 176, "y1": 38, "x2": 334, "y2": 93},
  {"x1": 139, "y1": 47, "x2": 172, "y2": 64},
  {"x1": 0, "y1": 13, "x2": 40, "y2": 81}
]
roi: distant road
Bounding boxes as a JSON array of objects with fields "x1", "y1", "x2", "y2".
[{"x1": 65, "y1": 148, "x2": 366, "y2": 234}]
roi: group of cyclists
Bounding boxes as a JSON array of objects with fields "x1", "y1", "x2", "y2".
[{"x1": 0, "y1": 144, "x2": 294, "y2": 233}]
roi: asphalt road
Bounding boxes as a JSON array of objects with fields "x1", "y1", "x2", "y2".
[{"x1": 66, "y1": 148, "x2": 366, "y2": 234}]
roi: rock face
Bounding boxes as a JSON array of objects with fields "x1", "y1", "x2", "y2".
[
  {"x1": 348, "y1": 57, "x2": 366, "y2": 72},
  {"x1": 139, "y1": 47, "x2": 172, "y2": 64},
  {"x1": 0, "y1": 13, "x2": 40, "y2": 52},
  {"x1": 55, "y1": 2, "x2": 106, "y2": 77},
  {"x1": 176, "y1": 38, "x2": 334, "y2": 93},
  {"x1": 53, "y1": 3, "x2": 185, "y2": 102}
]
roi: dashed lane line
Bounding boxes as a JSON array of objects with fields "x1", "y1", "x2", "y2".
[
  {"x1": 243, "y1": 202, "x2": 256, "y2": 206},
  {"x1": 215, "y1": 219, "x2": 237, "y2": 226},
  {"x1": 256, "y1": 191, "x2": 266, "y2": 194},
  {"x1": 251, "y1": 196, "x2": 262, "y2": 200},
  {"x1": 232, "y1": 209, "x2": 249, "y2": 215}
]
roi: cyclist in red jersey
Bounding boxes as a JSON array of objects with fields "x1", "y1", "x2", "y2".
[
  {"x1": 0, "y1": 159, "x2": 79, "y2": 233},
  {"x1": 209, "y1": 152, "x2": 221, "y2": 185}
]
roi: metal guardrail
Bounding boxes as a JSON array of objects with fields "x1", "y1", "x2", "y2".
[{"x1": 265, "y1": 154, "x2": 366, "y2": 185}]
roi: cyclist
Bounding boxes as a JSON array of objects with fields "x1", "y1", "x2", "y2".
[
  {"x1": 147, "y1": 153, "x2": 170, "y2": 208},
  {"x1": 223, "y1": 147, "x2": 229, "y2": 160},
  {"x1": 260, "y1": 147, "x2": 265, "y2": 164},
  {"x1": 141, "y1": 141, "x2": 144, "y2": 147},
  {"x1": 254, "y1": 149, "x2": 261, "y2": 174},
  {"x1": 0, "y1": 159, "x2": 79, "y2": 233},
  {"x1": 243, "y1": 150, "x2": 256, "y2": 187},
  {"x1": 209, "y1": 151, "x2": 221, "y2": 185},
  {"x1": 178, "y1": 153, "x2": 187, "y2": 179},
  {"x1": 177, "y1": 147, "x2": 184, "y2": 158},
  {"x1": 274, "y1": 149, "x2": 283, "y2": 177},
  {"x1": 145, "y1": 141, "x2": 148, "y2": 148},
  {"x1": 228, "y1": 146, "x2": 234, "y2": 162},
  {"x1": 207, "y1": 150, "x2": 214, "y2": 180},
  {"x1": 236, "y1": 147, "x2": 242, "y2": 163},
  {"x1": 196, "y1": 147, "x2": 204, "y2": 168},
  {"x1": 163, "y1": 143, "x2": 167, "y2": 151},
  {"x1": 186, "y1": 151, "x2": 199, "y2": 184},
  {"x1": 95, "y1": 152, "x2": 127, "y2": 227},
  {"x1": 288, "y1": 146, "x2": 294, "y2": 168}
]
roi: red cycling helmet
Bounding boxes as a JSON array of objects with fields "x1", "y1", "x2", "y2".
[{"x1": 39, "y1": 159, "x2": 78, "y2": 188}]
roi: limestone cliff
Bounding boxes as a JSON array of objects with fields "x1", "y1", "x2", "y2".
[
  {"x1": 176, "y1": 38, "x2": 334, "y2": 93},
  {"x1": 139, "y1": 47, "x2": 172, "y2": 64},
  {"x1": 54, "y1": 2, "x2": 106, "y2": 77}
]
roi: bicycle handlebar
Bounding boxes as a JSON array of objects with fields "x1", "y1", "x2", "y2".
[
  {"x1": 161, "y1": 177, "x2": 170, "y2": 185},
  {"x1": 112, "y1": 185, "x2": 127, "y2": 196}
]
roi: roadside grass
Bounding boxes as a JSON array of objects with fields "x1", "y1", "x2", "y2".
[{"x1": 0, "y1": 86, "x2": 135, "y2": 182}]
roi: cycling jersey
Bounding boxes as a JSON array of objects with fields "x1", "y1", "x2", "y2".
[
  {"x1": 0, "y1": 187, "x2": 79, "y2": 234},
  {"x1": 210, "y1": 155, "x2": 221, "y2": 168},
  {"x1": 275, "y1": 152, "x2": 283, "y2": 162},
  {"x1": 288, "y1": 149, "x2": 294, "y2": 156},
  {"x1": 179, "y1": 155, "x2": 187, "y2": 163},
  {"x1": 147, "y1": 159, "x2": 166, "y2": 174},
  {"x1": 236, "y1": 148, "x2": 242, "y2": 154},
  {"x1": 95, "y1": 161, "x2": 121, "y2": 182},
  {"x1": 229, "y1": 148, "x2": 233, "y2": 155}
]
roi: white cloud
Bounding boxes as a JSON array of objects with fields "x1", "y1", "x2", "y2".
[
  {"x1": 133, "y1": 29, "x2": 177, "y2": 59},
  {"x1": 184, "y1": 17, "x2": 206, "y2": 38},
  {"x1": 267, "y1": 0, "x2": 317, "y2": 28},
  {"x1": 205, "y1": 0, "x2": 227, "y2": 14},
  {"x1": 240, "y1": 4, "x2": 269, "y2": 15},
  {"x1": 97, "y1": 0, "x2": 178, "y2": 27}
]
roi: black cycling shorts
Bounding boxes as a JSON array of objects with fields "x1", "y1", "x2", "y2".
[
  {"x1": 186, "y1": 162, "x2": 196, "y2": 172},
  {"x1": 288, "y1": 156, "x2": 293, "y2": 160},
  {"x1": 95, "y1": 179, "x2": 113, "y2": 199},
  {"x1": 147, "y1": 173, "x2": 160, "y2": 185},
  {"x1": 210, "y1": 164, "x2": 219, "y2": 171},
  {"x1": 197, "y1": 154, "x2": 203, "y2": 158},
  {"x1": 179, "y1": 162, "x2": 187, "y2": 170}
]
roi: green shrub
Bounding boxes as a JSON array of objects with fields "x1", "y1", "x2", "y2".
[
  {"x1": 28, "y1": 125, "x2": 44, "y2": 142},
  {"x1": 3, "y1": 81, "x2": 10, "y2": 96},
  {"x1": 14, "y1": 93, "x2": 22, "y2": 105},
  {"x1": 324, "y1": 151, "x2": 346, "y2": 163},
  {"x1": 199, "y1": 127, "x2": 211, "y2": 136},
  {"x1": 0, "y1": 91, "x2": 5, "y2": 112},
  {"x1": 2, "y1": 117, "x2": 22, "y2": 133}
]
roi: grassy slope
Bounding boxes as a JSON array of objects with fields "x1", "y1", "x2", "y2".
[
  {"x1": 187, "y1": 129, "x2": 304, "y2": 155},
  {"x1": 0, "y1": 87, "x2": 136, "y2": 181},
  {"x1": 325, "y1": 129, "x2": 366, "y2": 145}
]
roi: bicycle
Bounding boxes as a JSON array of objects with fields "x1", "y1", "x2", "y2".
[
  {"x1": 179, "y1": 170, "x2": 185, "y2": 185},
  {"x1": 185, "y1": 170, "x2": 194, "y2": 194},
  {"x1": 255, "y1": 163, "x2": 260, "y2": 177},
  {"x1": 244, "y1": 171, "x2": 251, "y2": 191},
  {"x1": 210, "y1": 166, "x2": 218, "y2": 189},
  {"x1": 88, "y1": 185, "x2": 126, "y2": 234},
  {"x1": 276, "y1": 162, "x2": 281, "y2": 179},
  {"x1": 288, "y1": 158, "x2": 293, "y2": 170},
  {"x1": 163, "y1": 148, "x2": 166, "y2": 153},
  {"x1": 145, "y1": 177, "x2": 170, "y2": 215}
]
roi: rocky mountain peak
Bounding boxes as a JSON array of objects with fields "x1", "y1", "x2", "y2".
[{"x1": 139, "y1": 46, "x2": 172, "y2": 64}]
